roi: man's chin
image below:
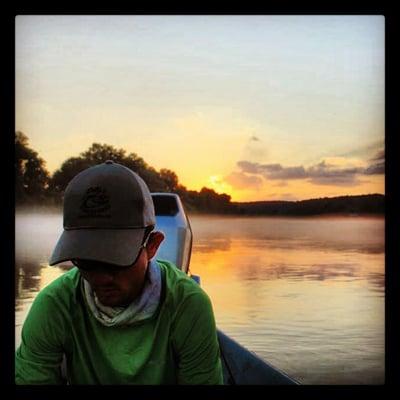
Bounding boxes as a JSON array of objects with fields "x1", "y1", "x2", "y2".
[
  {"x1": 99, "y1": 299, "x2": 120, "y2": 307},
  {"x1": 95, "y1": 290, "x2": 123, "y2": 307}
]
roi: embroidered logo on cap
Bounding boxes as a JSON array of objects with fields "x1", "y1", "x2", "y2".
[{"x1": 79, "y1": 186, "x2": 111, "y2": 217}]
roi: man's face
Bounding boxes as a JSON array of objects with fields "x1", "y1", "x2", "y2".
[{"x1": 78, "y1": 231, "x2": 164, "y2": 307}]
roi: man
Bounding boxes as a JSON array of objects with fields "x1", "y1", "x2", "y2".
[{"x1": 15, "y1": 160, "x2": 224, "y2": 384}]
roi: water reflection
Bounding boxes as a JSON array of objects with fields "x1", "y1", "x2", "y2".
[
  {"x1": 15, "y1": 260, "x2": 44, "y2": 311},
  {"x1": 191, "y1": 237, "x2": 384, "y2": 291},
  {"x1": 187, "y1": 216, "x2": 384, "y2": 384},
  {"x1": 207, "y1": 236, "x2": 385, "y2": 255},
  {"x1": 193, "y1": 237, "x2": 232, "y2": 253}
]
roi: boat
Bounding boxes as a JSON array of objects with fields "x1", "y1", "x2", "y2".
[{"x1": 152, "y1": 193, "x2": 299, "y2": 385}]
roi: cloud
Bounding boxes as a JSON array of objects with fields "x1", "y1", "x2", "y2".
[
  {"x1": 339, "y1": 140, "x2": 384, "y2": 159},
  {"x1": 272, "y1": 181, "x2": 288, "y2": 187},
  {"x1": 364, "y1": 161, "x2": 385, "y2": 175},
  {"x1": 236, "y1": 155, "x2": 384, "y2": 187},
  {"x1": 369, "y1": 148, "x2": 385, "y2": 162},
  {"x1": 242, "y1": 135, "x2": 267, "y2": 161},
  {"x1": 238, "y1": 160, "x2": 307, "y2": 180},
  {"x1": 224, "y1": 171, "x2": 263, "y2": 190},
  {"x1": 308, "y1": 175, "x2": 363, "y2": 186},
  {"x1": 362, "y1": 148, "x2": 385, "y2": 175},
  {"x1": 306, "y1": 161, "x2": 365, "y2": 185},
  {"x1": 237, "y1": 160, "x2": 261, "y2": 174}
]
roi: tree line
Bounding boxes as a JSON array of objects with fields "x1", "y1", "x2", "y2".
[
  {"x1": 15, "y1": 131, "x2": 384, "y2": 215},
  {"x1": 15, "y1": 131, "x2": 232, "y2": 213},
  {"x1": 234, "y1": 194, "x2": 384, "y2": 216}
]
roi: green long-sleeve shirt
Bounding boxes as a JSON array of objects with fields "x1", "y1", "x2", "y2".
[{"x1": 15, "y1": 260, "x2": 223, "y2": 385}]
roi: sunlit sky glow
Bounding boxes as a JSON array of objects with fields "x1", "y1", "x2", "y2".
[{"x1": 15, "y1": 15, "x2": 384, "y2": 201}]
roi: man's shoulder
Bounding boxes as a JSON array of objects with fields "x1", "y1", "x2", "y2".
[
  {"x1": 156, "y1": 259, "x2": 198, "y2": 288},
  {"x1": 156, "y1": 259, "x2": 209, "y2": 305},
  {"x1": 37, "y1": 267, "x2": 81, "y2": 302},
  {"x1": 24, "y1": 267, "x2": 81, "y2": 324}
]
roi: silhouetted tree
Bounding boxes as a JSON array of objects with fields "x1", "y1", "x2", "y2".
[
  {"x1": 192, "y1": 187, "x2": 232, "y2": 214},
  {"x1": 48, "y1": 157, "x2": 92, "y2": 201},
  {"x1": 80, "y1": 143, "x2": 127, "y2": 164},
  {"x1": 159, "y1": 169, "x2": 179, "y2": 192},
  {"x1": 15, "y1": 131, "x2": 50, "y2": 204},
  {"x1": 48, "y1": 143, "x2": 178, "y2": 200}
]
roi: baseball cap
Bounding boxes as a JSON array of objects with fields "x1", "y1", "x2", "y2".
[{"x1": 49, "y1": 160, "x2": 155, "y2": 267}]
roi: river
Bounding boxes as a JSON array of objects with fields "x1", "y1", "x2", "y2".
[{"x1": 15, "y1": 212, "x2": 385, "y2": 384}]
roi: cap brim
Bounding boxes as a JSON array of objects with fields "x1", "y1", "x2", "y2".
[{"x1": 49, "y1": 228, "x2": 146, "y2": 266}]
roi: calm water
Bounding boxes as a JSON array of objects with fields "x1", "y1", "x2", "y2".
[{"x1": 15, "y1": 212, "x2": 385, "y2": 384}]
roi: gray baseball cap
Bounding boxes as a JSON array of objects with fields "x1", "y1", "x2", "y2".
[{"x1": 49, "y1": 160, "x2": 155, "y2": 266}]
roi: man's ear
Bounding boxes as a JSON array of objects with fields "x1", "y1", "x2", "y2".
[{"x1": 145, "y1": 231, "x2": 165, "y2": 260}]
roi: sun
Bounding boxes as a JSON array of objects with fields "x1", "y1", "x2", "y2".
[{"x1": 207, "y1": 175, "x2": 234, "y2": 197}]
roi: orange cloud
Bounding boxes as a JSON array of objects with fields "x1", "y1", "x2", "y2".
[{"x1": 224, "y1": 171, "x2": 263, "y2": 190}]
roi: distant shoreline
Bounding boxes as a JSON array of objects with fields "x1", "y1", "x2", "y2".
[
  {"x1": 229, "y1": 193, "x2": 384, "y2": 217},
  {"x1": 15, "y1": 209, "x2": 384, "y2": 218},
  {"x1": 16, "y1": 193, "x2": 384, "y2": 218}
]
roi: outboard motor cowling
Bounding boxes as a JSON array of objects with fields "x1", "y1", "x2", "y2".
[{"x1": 151, "y1": 193, "x2": 193, "y2": 274}]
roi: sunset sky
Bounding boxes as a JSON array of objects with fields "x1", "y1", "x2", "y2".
[{"x1": 15, "y1": 15, "x2": 385, "y2": 202}]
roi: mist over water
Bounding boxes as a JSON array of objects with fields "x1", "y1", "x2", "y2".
[{"x1": 15, "y1": 211, "x2": 384, "y2": 384}]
